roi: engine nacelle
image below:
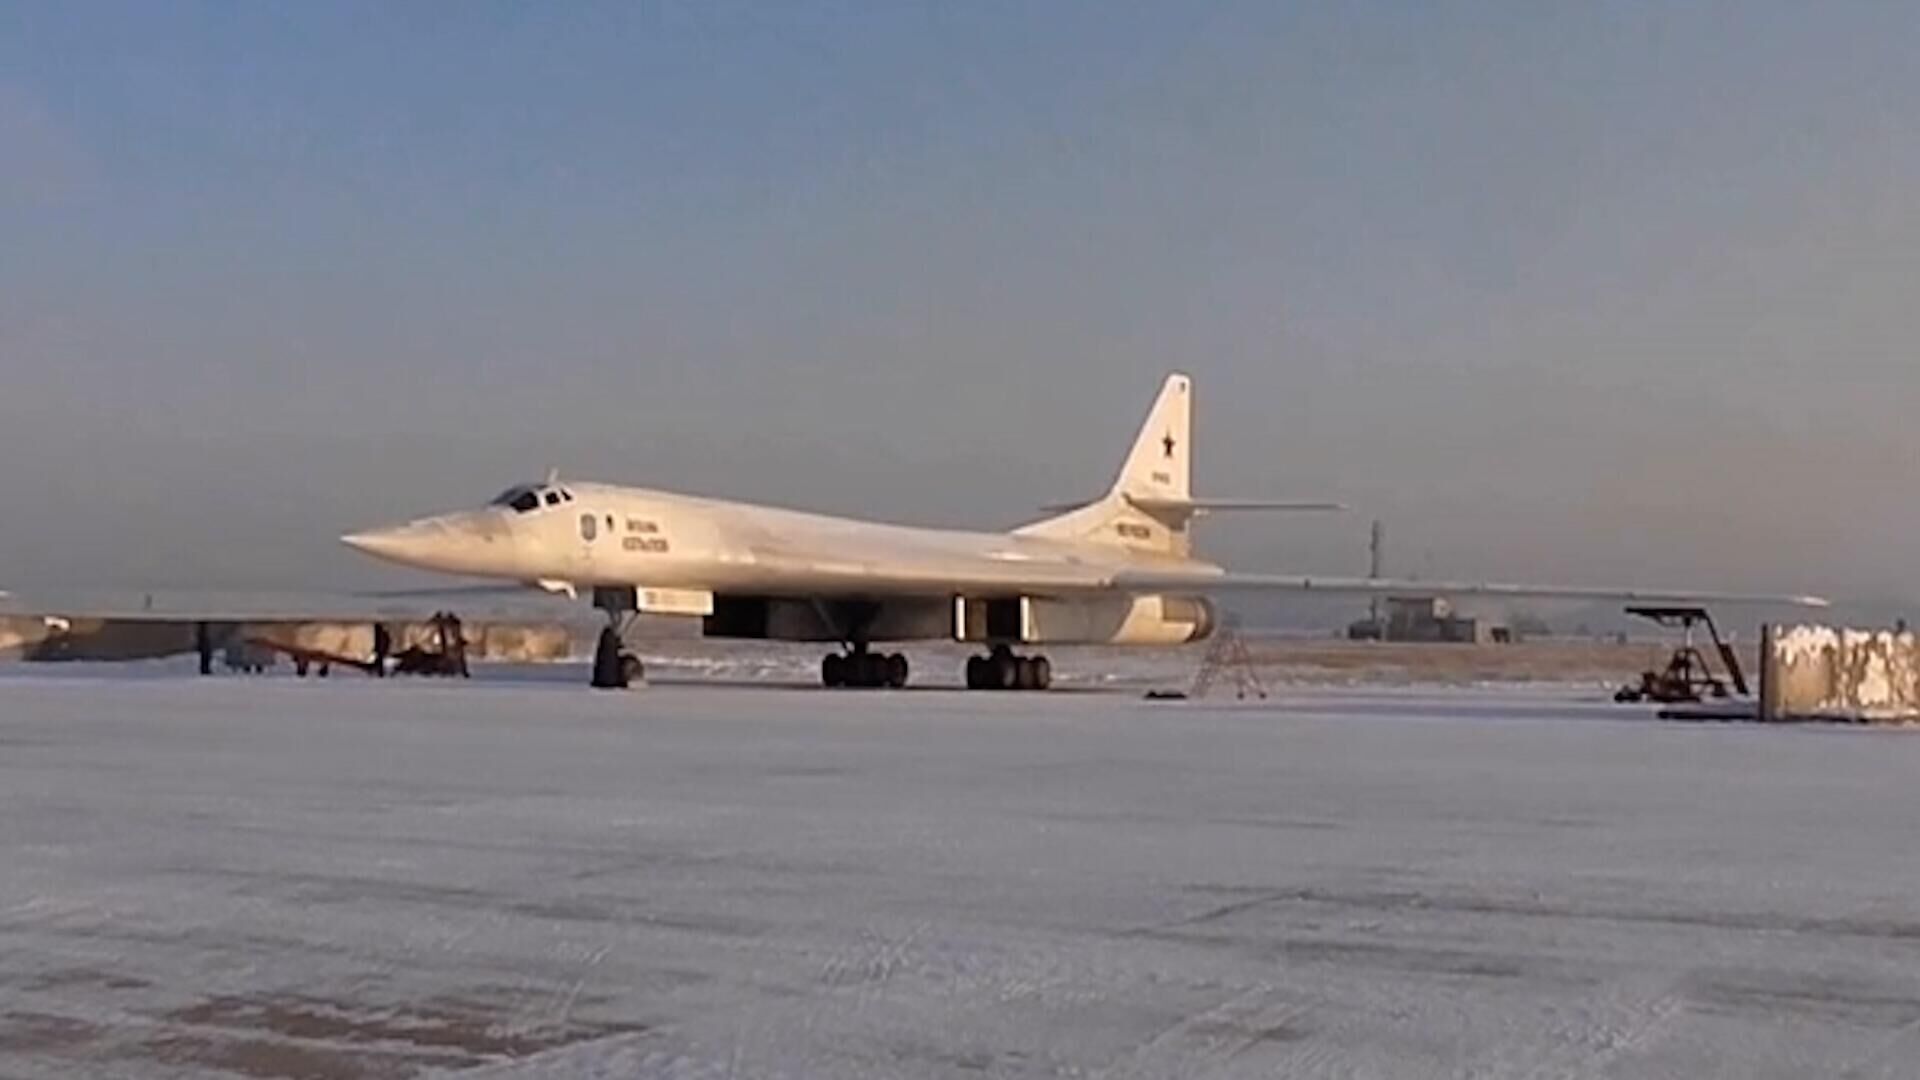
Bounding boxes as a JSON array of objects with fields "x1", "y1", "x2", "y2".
[{"x1": 1022, "y1": 593, "x2": 1216, "y2": 645}]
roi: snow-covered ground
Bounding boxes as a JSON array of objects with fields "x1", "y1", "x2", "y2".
[{"x1": 2, "y1": 674, "x2": 1917, "y2": 1078}]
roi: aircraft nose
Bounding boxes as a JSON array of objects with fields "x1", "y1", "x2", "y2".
[
  {"x1": 341, "y1": 519, "x2": 458, "y2": 569},
  {"x1": 342, "y1": 510, "x2": 520, "y2": 575}
]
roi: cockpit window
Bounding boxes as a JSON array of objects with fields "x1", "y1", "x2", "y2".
[
  {"x1": 491, "y1": 486, "x2": 543, "y2": 514},
  {"x1": 544, "y1": 491, "x2": 562, "y2": 507}
]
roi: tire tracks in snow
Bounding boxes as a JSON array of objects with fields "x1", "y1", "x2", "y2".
[{"x1": 1095, "y1": 983, "x2": 1321, "y2": 1080}]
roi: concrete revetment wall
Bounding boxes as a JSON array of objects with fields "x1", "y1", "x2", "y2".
[{"x1": 1761, "y1": 625, "x2": 1920, "y2": 723}]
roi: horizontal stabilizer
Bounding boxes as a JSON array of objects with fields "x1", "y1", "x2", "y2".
[
  {"x1": 1126, "y1": 496, "x2": 1347, "y2": 515},
  {"x1": 1038, "y1": 496, "x2": 1346, "y2": 515},
  {"x1": 1107, "y1": 570, "x2": 1828, "y2": 608}
]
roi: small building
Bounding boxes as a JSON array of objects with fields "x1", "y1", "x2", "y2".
[{"x1": 1349, "y1": 596, "x2": 1511, "y2": 644}]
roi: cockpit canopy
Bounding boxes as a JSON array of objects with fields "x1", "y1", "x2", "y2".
[{"x1": 490, "y1": 483, "x2": 575, "y2": 514}]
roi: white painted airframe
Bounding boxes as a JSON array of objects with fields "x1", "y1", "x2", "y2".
[{"x1": 343, "y1": 374, "x2": 1824, "y2": 689}]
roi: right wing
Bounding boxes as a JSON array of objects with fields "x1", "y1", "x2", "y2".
[{"x1": 1108, "y1": 569, "x2": 1829, "y2": 608}]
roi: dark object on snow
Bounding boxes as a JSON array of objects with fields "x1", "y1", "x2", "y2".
[
  {"x1": 1614, "y1": 606, "x2": 1748, "y2": 705},
  {"x1": 391, "y1": 612, "x2": 470, "y2": 678}
]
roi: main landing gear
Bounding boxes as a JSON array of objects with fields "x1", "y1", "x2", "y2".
[
  {"x1": 966, "y1": 644, "x2": 1051, "y2": 691},
  {"x1": 815, "y1": 601, "x2": 908, "y2": 689},
  {"x1": 591, "y1": 619, "x2": 644, "y2": 689},
  {"x1": 822, "y1": 647, "x2": 909, "y2": 689}
]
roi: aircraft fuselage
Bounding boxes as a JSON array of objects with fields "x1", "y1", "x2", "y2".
[{"x1": 344, "y1": 481, "x2": 1212, "y2": 599}]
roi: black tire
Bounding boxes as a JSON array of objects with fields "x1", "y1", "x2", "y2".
[
  {"x1": 965, "y1": 655, "x2": 984, "y2": 690},
  {"x1": 1030, "y1": 655, "x2": 1052, "y2": 691},
  {"x1": 823, "y1": 653, "x2": 846, "y2": 688},
  {"x1": 619, "y1": 652, "x2": 644, "y2": 686},
  {"x1": 591, "y1": 627, "x2": 627, "y2": 689},
  {"x1": 991, "y1": 652, "x2": 1018, "y2": 691},
  {"x1": 885, "y1": 653, "x2": 909, "y2": 689}
]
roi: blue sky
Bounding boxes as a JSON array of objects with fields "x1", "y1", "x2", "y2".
[{"x1": 2, "y1": 2, "x2": 1915, "y2": 611}]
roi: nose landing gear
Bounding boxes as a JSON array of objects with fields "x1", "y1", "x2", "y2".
[
  {"x1": 965, "y1": 645, "x2": 1051, "y2": 691},
  {"x1": 591, "y1": 620, "x2": 644, "y2": 689},
  {"x1": 588, "y1": 587, "x2": 646, "y2": 689},
  {"x1": 822, "y1": 647, "x2": 909, "y2": 689}
]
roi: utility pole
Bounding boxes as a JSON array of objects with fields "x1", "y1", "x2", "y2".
[{"x1": 1368, "y1": 519, "x2": 1385, "y2": 625}]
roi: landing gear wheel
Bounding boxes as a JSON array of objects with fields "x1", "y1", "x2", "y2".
[
  {"x1": 990, "y1": 652, "x2": 1019, "y2": 692},
  {"x1": 591, "y1": 626, "x2": 628, "y2": 689},
  {"x1": 823, "y1": 650, "x2": 908, "y2": 688},
  {"x1": 619, "y1": 652, "x2": 644, "y2": 686},
  {"x1": 965, "y1": 649, "x2": 1052, "y2": 691}
]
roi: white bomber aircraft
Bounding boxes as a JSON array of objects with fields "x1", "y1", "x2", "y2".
[{"x1": 342, "y1": 374, "x2": 1824, "y2": 690}]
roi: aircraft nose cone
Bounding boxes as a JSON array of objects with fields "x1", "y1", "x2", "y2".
[{"x1": 340, "y1": 521, "x2": 450, "y2": 568}]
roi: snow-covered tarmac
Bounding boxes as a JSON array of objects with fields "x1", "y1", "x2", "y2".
[{"x1": 3, "y1": 673, "x2": 1919, "y2": 1078}]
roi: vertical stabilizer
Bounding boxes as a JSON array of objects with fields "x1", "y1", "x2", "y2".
[
  {"x1": 1112, "y1": 373, "x2": 1191, "y2": 501},
  {"x1": 1015, "y1": 373, "x2": 1197, "y2": 556}
]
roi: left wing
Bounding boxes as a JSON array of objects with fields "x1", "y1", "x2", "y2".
[
  {"x1": 360, "y1": 579, "x2": 580, "y2": 600},
  {"x1": 1108, "y1": 569, "x2": 1829, "y2": 608}
]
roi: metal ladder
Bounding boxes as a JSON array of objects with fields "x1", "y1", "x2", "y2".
[{"x1": 1190, "y1": 621, "x2": 1269, "y2": 700}]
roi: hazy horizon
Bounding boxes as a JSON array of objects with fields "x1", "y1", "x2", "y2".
[{"x1": 3, "y1": 3, "x2": 1915, "y2": 616}]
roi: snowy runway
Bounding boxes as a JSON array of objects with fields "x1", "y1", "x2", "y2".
[{"x1": 2, "y1": 674, "x2": 1918, "y2": 1077}]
